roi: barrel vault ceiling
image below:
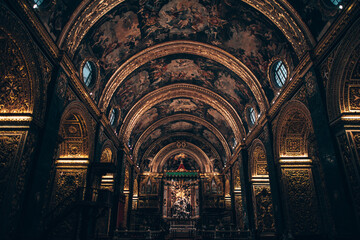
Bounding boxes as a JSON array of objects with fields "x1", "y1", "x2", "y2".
[{"x1": 32, "y1": 0, "x2": 341, "y2": 173}]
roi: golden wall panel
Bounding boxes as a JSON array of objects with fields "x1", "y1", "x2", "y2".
[
  {"x1": 232, "y1": 161, "x2": 241, "y2": 190},
  {"x1": 0, "y1": 29, "x2": 31, "y2": 113},
  {"x1": 282, "y1": 168, "x2": 319, "y2": 235},
  {"x1": 234, "y1": 194, "x2": 244, "y2": 230},
  {"x1": 253, "y1": 185, "x2": 275, "y2": 232},
  {"x1": 51, "y1": 167, "x2": 87, "y2": 208},
  {"x1": 348, "y1": 86, "x2": 360, "y2": 110}
]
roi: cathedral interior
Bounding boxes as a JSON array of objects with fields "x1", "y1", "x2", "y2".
[{"x1": 1, "y1": 0, "x2": 360, "y2": 239}]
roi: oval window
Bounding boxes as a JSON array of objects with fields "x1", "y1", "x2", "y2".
[
  {"x1": 248, "y1": 107, "x2": 256, "y2": 126},
  {"x1": 82, "y1": 61, "x2": 96, "y2": 87},
  {"x1": 33, "y1": 0, "x2": 44, "y2": 8},
  {"x1": 272, "y1": 60, "x2": 288, "y2": 88},
  {"x1": 109, "y1": 109, "x2": 116, "y2": 126}
]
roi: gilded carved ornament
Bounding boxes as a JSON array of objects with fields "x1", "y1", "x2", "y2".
[
  {"x1": 281, "y1": 168, "x2": 319, "y2": 234},
  {"x1": 276, "y1": 101, "x2": 313, "y2": 158},
  {"x1": 0, "y1": 29, "x2": 32, "y2": 114},
  {"x1": 253, "y1": 184, "x2": 275, "y2": 232},
  {"x1": 119, "y1": 84, "x2": 243, "y2": 147},
  {"x1": 249, "y1": 140, "x2": 268, "y2": 177},
  {"x1": 133, "y1": 114, "x2": 231, "y2": 163},
  {"x1": 327, "y1": 17, "x2": 360, "y2": 121},
  {"x1": 99, "y1": 41, "x2": 268, "y2": 113}
]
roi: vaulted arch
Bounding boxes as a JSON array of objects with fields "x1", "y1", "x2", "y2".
[
  {"x1": 151, "y1": 142, "x2": 212, "y2": 173},
  {"x1": 276, "y1": 100, "x2": 313, "y2": 158}
]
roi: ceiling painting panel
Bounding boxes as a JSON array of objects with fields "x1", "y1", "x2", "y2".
[
  {"x1": 74, "y1": 0, "x2": 297, "y2": 102},
  {"x1": 111, "y1": 55, "x2": 256, "y2": 129}
]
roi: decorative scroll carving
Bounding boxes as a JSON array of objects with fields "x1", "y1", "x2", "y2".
[
  {"x1": 349, "y1": 86, "x2": 360, "y2": 110},
  {"x1": 285, "y1": 138, "x2": 301, "y2": 153},
  {"x1": 282, "y1": 168, "x2": 319, "y2": 235},
  {"x1": 0, "y1": 29, "x2": 31, "y2": 113},
  {"x1": 254, "y1": 185, "x2": 275, "y2": 232}
]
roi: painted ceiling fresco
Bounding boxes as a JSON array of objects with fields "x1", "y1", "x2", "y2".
[
  {"x1": 110, "y1": 54, "x2": 257, "y2": 127},
  {"x1": 139, "y1": 133, "x2": 223, "y2": 172},
  {"x1": 128, "y1": 98, "x2": 235, "y2": 148},
  {"x1": 137, "y1": 122, "x2": 226, "y2": 168},
  {"x1": 74, "y1": 0, "x2": 297, "y2": 96}
]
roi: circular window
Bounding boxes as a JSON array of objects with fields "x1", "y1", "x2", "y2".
[
  {"x1": 82, "y1": 61, "x2": 96, "y2": 87},
  {"x1": 109, "y1": 109, "x2": 116, "y2": 126},
  {"x1": 271, "y1": 60, "x2": 288, "y2": 88},
  {"x1": 247, "y1": 107, "x2": 256, "y2": 126}
]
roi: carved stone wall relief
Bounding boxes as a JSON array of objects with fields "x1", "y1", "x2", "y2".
[
  {"x1": 253, "y1": 185, "x2": 275, "y2": 232},
  {"x1": 281, "y1": 168, "x2": 320, "y2": 235}
]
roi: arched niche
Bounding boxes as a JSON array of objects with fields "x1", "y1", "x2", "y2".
[
  {"x1": 274, "y1": 101, "x2": 322, "y2": 235},
  {"x1": 0, "y1": 3, "x2": 46, "y2": 119},
  {"x1": 99, "y1": 140, "x2": 117, "y2": 163},
  {"x1": 50, "y1": 102, "x2": 94, "y2": 207},
  {"x1": 248, "y1": 139, "x2": 275, "y2": 233},
  {"x1": 57, "y1": 102, "x2": 94, "y2": 160},
  {"x1": 249, "y1": 139, "x2": 269, "y2": 178},
  {"x1": 326, "y1": 17, "x2": 360, "y2": 121},
  {"x1": 276, "y1": 101, "x2": 313, "y2": 159}
]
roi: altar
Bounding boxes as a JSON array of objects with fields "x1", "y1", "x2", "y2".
[{"x1": 162, "y1": 160, "x2": 200, "y2": 236}]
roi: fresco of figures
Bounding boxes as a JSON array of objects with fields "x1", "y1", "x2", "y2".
[
  {"x1": 75, "y1": 0, "x2": 297, "y2": 102},
  {"x1": 129, "y1": 98, "x2": 235, "y2": 149},
  {"x1": 111, "y1": 55, "x2": 256, "y2": 132}
]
